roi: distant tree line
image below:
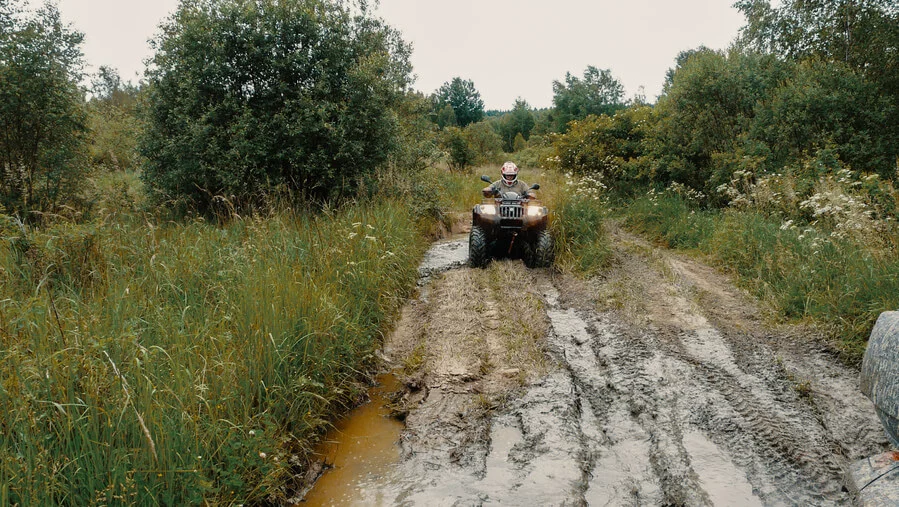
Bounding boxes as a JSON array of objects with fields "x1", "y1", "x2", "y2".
[
  {"x1": 552, "y1": 0, "x2": 899, "y2": 207},
  {"x1": 4, "y1": 0, "x2": 894, "y2": 217}
]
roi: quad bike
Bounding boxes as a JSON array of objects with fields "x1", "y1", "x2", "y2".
[{"x1": 469, "y1": 175, "x2": 554, "y2": 268}]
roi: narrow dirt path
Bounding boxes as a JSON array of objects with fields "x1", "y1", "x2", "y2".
[{"x1": 313, "y1": 225, "x2": 889, "y2": 506}]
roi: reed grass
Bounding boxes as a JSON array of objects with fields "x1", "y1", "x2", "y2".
[{"x1": 0, "y1": 201, "x2": 426, "y2": 504}]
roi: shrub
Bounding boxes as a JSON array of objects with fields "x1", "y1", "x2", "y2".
[
  {"x1": 0, "y1": 3, "x2": 89, "y2": 217},
  {"x1": 140, "y1": 0, "x2": 412, "y2": 209}
]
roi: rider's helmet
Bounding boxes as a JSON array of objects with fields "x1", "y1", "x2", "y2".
[{"x1": 501, "y1": 161, "x2": 519, "y2": 187}]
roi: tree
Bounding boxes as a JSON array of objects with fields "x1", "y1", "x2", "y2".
[
  {"x1": 434, "y1": 77, "x2": 484, "y2": 128},
  {"x1": 513, "y1": 133, "x2": 527, "y2": 152},
  {"x1": 552, "y1": 66, "x2": 625, "y2": 132},
  {"x1": 0, "y1": 1, "x2": 88, "y2": 217},
  {"x1": 140, "y1": 0, "x2": 412, "y2": 209},
  {"x1": 735, "y1": 0, "x2": 899, "y2": 158},
  {"x1": 648, "y1": 50, "x2": 780, "y2": 193},
  {"x1": 732, "y1": 0, "x2": 898, "y2": 177},
  {"x1": 388, "y1": 91, "x2": 439, "y2": 172},
  {"x1": 87, "y1": 66, "x2": 144, "y2": 171},
  {"x1": 435, "y1": 104, "x2": 457, "y2": 129},
  {"x1": 91, "y1": 65, "x2": 139, "y2": 111},
  {"x1": 441, "y1": 127, "x2": 475, "y2": 171},
  {"x1": 497, "y1": 98, "x2": 536, "y2": 152},
  {"x1": 464, "y1": 121, "x2": 503, "y2": 163}
]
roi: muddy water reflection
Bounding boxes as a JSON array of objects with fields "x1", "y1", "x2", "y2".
[
  {"x1": 304, "y1": 238, "x2": 470, "y2": 505},
  {"x1": 302, "y1": 374, "x2": 403, "y2": 506}
]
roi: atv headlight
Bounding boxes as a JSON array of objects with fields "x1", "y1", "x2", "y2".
[
  {"x1": 527, "y1": 206, "x2": 545, "y2": 217},
  {"x1": 480, "y1": 204, "x2": 497, "y2": 215}
]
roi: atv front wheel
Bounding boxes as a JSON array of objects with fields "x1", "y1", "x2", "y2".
[
  {"x1": 469, "y1": 226, "x2": 489, "y2": 268},
  {"x1": 533, "y1": 230, "x2": 554, "y2": 268}
]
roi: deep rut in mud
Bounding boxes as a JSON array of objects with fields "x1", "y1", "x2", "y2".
[{"x1": 306, "y1": 229, "x2": 888, "y2": 506}]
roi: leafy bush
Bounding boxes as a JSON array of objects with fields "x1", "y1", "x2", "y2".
[
  {"x1": 552, "y1": 105, "x2": 654, "y2": 195},
  {"x1": 552, "y1": 66, "x2": 626, "y2": 132},
  {"x1": 140, "y1": 0, "x2": 412, "y2": 209},
  {"x1": 440, "y1": 127, "x2": 476, "y2": 171},
  {"x1": 439, "y1": 122, "x2": 504, "y2": 171},
  {"x1": 552, "y1": 175, "x2": 612, "y2": 275},
  {"x1": 0, "y1": 2, "x2": 89, "y2": 217},
  {"x1": 433, "y1": 77, "x2": 485, "y2": 128},
  {"x1": 387, "y1": 91, "x2": 440, "y2": 173},
  {"x1": 463, "y1": 121, "x2": 504, "y2": 164}
]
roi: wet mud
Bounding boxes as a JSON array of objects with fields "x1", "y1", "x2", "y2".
[{"x1": 303, "y1": 227, "x2": 888, "y2": 505}]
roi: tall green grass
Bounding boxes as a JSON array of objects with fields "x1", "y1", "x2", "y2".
[
  {"x1": 0, "y1": 202, "x2": 426, "y2": 504},
  {"x1": 0, "y1": 161, "x2": 601, "y2": 504},
  {"x1": 552, "y1": 192, "x2": 612, "y2": 275},
  {"x1": 623, "y1": 194, "x2": 899, "y2": 359}
]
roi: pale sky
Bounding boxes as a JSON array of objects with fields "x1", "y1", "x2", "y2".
[{"x1": 56, "y1": 0, "x2": 746, "y2": 110}]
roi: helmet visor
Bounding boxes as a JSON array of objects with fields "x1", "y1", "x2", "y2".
[{"x1": 502, "y1": 173, "x2": 516, "y2": 182}]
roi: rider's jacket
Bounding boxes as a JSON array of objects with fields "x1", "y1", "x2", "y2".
[{"x1": 486, "y1": 180, "x2": 532, "y2": 198}]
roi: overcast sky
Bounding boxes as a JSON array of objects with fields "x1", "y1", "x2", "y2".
[{"x1": 56, "y1": 0, "x2": 746, "y2": 110}]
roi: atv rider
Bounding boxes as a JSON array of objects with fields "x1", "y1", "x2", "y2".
[{"x1": 483, "y1": 162, "x2": 535, "y2": 199}]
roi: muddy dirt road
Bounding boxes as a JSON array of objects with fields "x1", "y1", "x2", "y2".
[{"x1": 307, "y1": 226, "x2": 889, "y2": 506}]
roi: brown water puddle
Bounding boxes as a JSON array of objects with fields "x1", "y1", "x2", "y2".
[{"x1": 302, "y1": 374, "x2": 404, "y2": 506}]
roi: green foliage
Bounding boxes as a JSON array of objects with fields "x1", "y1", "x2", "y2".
[
  {"x1": 86, "y1": 66, "x2": 144, "y2": 171},
  {"x1": 0, "y1": 201, "x2": 427, "y2": 504},
  {"x1": 623, "y1": 192, "x2": 899, "y2": 359},
  {"x1": 441, "y1": 126, "x2": 475, "y2": 171},
  {"x1": 616, "y1": 49, "x2": 896, "y2": 202},
  {"x1": 0, "y1": 2, "x2": 89, "y2": 218},
  {"x1": 513, "y1": 133, "x2": 527, "y2": 152},
  {"x1": 438, "y1": 122, "x2": 503, "y2": 171},
  {"x1": 734, "y1": 0, "x2": 899, "y2": 179},
  {"x1": 91, "y1": 65, "x2": 140, "y2": 111},
  {"x1": 736, "y1": 0, "x2": 899, "y2": 94},
  {"x1": 434, "y1": 77, "x2": 485, "y2": 128},
  {"x1": 387, "y1": 91, "x2": 440, "y2": 173},
  {"x1": 464, "y1": 121, "x2": 504, "y2": 163},
  {"x1": 435, "y1": 103, "x2": 458, "y2": 129},
  {"x1": 552, "y1": 189, "x2": 611, "y2": 275},
  {"x1": 553, "y1": 105, "x2": 654, "y2": 194},
  {"x1": 495, "y1": 98, "x2": 536, "y2": 152},
  {"x1": 552, "y1": 66, "x2": 625, "y2": 132},
  {"x1": 140, "y1": 0, "x2": 412, "y2": 210},
  {"x1": 649, "y1": 50, "x2": 785, "y2": 194},
  {"x1": 753, "y1": 59, "x2": 897, "y2": 178}
]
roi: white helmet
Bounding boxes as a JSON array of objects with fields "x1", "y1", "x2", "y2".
[{"x1": 501, "y1": 161, "x2": 519, "y2": 187}]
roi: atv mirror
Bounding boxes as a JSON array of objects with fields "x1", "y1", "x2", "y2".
[
  {"x1": 480, "y1": 175, "x2": 492, "y2": 183},
  {"x1": 530, "y1": 184, "x2": 540, "y2": 190}
]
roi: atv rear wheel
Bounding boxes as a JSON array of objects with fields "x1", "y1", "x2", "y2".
[
  {"x1": 469, "y1": 226, "x2": 489, "y2": 268},
  {"x1": 533, "y1": 230, "x2": 554, "y2": 268}
]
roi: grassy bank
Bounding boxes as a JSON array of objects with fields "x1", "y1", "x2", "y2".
[
  {"x1": 0, "y1": 200, "x2": 427, "y2": 504},
  {"x1": 0, "y1": 162, "x2": 605, "y2": 504},
  {"x1": 621, "y1": 193, "x2": 899, "y2": 360},
  {"x1": 549, "y1": 173, "x2": 612, "y2": 275}
]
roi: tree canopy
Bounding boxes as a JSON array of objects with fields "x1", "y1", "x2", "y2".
[
  {"x1": 140, "y1": 0, "x2": 412, "y2": 209},
  {"x1": 434, "y1": 77, "x2": 485, "y2": 128},
  {"x1": 496, "y1": 98, "x2": 535, "y2": 152},
  {"x1": 0, "y1": 1, "x2": 88, "y2": 217},
  {"x1": 552, "y1": 66, "x2": 625, "y2": 132}
]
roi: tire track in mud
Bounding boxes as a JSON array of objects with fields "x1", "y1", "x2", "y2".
[
  {"x1": 540, "y1": 277, "x2": 849, "y2": 506},
  {"x1": 314, "y1": 231, "x2": 885, "y2": 506}
]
